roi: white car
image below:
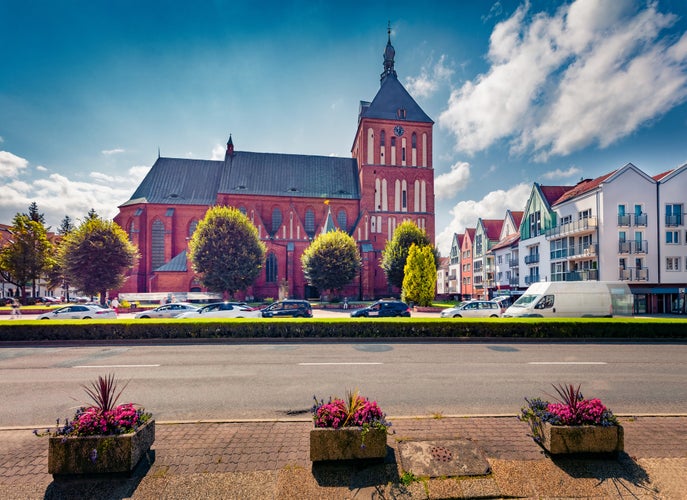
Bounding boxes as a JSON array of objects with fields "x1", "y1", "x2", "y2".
[
  {"x1": 440, "y1": 300, "x2": 502, "y2": 318},
  {"x1": 175, "y1": 302, "x2": 262, "y2": 319},
  {"x1": 135, "y1": 303, "x2": 199, "y2": 319},
  {"x1": 37, "y1": 305, "x2": 117, "y2": 320}
]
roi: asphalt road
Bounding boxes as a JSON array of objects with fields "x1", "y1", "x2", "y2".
[{"x1": 1, "y1": 340, "x2": 686, "y2": 428}]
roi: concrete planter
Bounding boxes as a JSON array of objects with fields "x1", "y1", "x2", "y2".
[
  {"x1": 310, "y1": 426, "x2": 387, "y2": 462},
  {"x1": 540, "y1": 422, "x2": 623, "y2": 455},
  {"x1": 48, "y1": 419, "x2": 155, "y2": 476}
]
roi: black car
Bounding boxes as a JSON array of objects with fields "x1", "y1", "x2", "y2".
[
  {"x1": 350, "y1": 300, "x2": 411, "y2": 318},
  {"x1": 261, "y1": 299, "x2": 313, "y2": 318}
]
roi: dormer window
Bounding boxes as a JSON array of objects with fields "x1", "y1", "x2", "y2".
[{"x1": 397, "y1": 108, "x2": 407, "y2": 119}]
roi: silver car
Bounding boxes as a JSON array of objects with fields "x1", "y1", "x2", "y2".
[
  {"x1": 37, "y1": 305, "x2": 117, "y2": 320},
  {"x1": 134, "y1": 303, "x2": 199, "y2": 319},
  {"x1": 440, "y1": 300, "x2": 502, "y2": 318},
  {"x1": 175, "y1": 302, "x2": 262, "y2": 319}
]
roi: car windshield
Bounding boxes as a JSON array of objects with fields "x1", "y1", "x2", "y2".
[{"x1": 511, "y1": 294, "x2": 538, "y2": 307}]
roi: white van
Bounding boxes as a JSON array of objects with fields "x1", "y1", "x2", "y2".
[{"x1": 503, "y1": 281, "x2": 633, "y2": 318}]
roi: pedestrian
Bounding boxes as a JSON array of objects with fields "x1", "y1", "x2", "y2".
[
  {"x1": 111, "y1": 297, "x2": 119, "y2": 313},
  {"x1": 342, "y1": 297, "x2": 349, "y2": 310},
  {"x1": 10, "y1": 298, "x2": 21, "y2": 319}
]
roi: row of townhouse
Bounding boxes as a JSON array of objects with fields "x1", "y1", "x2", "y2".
[{"x1": 444, "y1": 162, "x2": 687, "y2": 315}]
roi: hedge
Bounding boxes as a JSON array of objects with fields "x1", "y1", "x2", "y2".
[{"x1": 1, "y1": 318, "x2": 686, "y2": 342}]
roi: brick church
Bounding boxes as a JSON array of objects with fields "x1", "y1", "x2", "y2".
[{"x1": 114, "y1": 31, "x2": 435, "y2": 300}]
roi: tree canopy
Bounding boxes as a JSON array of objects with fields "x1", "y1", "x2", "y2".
[
  {"x1": 401, "y1": 243, "x2": 437, "y2": 307},
  {"x1": 0, "y1": 210, "x2": 54, "y2": 300},
  {"x1": 301, "y1": 229, "x2": 361, "y2": 296},
  {"x1": 381, "y1": 221, "x2": 437, "y2": 289},
  {"x1": 58, "y1": 214, "x2": 138, "y2": 301},
  {"x1": 188, "y1": 206, "x2": 266, "y2": 297}
]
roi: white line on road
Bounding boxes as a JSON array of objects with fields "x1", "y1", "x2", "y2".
[
  {"x1": 299, "y1": 362, "x2": 383, "y2": 366},
  {"x1": 73, "y1": 364, "x2": 161, "y2": 368},
  {"x1": 528, "y1": 362, "x2": 607, "y2": 365}
]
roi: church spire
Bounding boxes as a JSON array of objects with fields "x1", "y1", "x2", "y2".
[
  {"x1": 380, "y1": 21, "x2": 397, "y2": 84},
  {"x1": 225, "y1": 134, "x2": 234, "y2": 160}
]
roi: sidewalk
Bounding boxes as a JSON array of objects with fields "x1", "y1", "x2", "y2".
[{"x1": 1, "y1": 416, "x2": 686, "y2": 499}]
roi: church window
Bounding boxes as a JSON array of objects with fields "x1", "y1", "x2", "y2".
[
  {"x1": 128, "y1": 221, "x2": 135, "y2": 241},
  {"x1": 380, "y1": 130, "x2": 385, "y2": 146},
  {"x1": 272, "y1": 207, "x2": 282, "y2": 234},
  {"x1": 305, "y1": 209, "x2": 315, "y2": 235},
  {"x1": 265, "y1": 253, "x2": 278, "y2": 283},
  {"x1": 374, "y1": 178, "x2": 381, "y2": 211},
  {"x1": 151, "y1": 219, "x2": 165, "y2": 270},
  {"x1": 412, "y1": 133, "x2": 417, "y2": 148},
  {"x1": 402, "y1": 180, "x2": 408, "y2": 211},
  {"x1": 402, "y1": 147, "x2": 406, "y2": 162},
  {"x1": 370, "y1": 217, "x2": 376, "y2": 233},
  {"x1": 238, "y1": 206, "x2": 247, "y2": 215},
  {"x1": 337, "y1": 210, "x2": 347, "y2": 231},
  {"x1": 391, "y1": 137, "x2": 396, "y2": 147},
  {"x1": 188, "y1": 219, "x2": 198, "y2": 237}
]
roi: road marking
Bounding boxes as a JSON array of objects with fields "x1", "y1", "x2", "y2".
[
  {"x1": 299, "y1": 362, "x2": 383, "y2": 366},
  {"x1": 528, "y1": 362, "x2": 606, "y2": 365},
  {"x1": 73, "y1": 364, "x2": 160, "y2": 368}
]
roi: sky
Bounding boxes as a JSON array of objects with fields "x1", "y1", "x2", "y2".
[{"x1": 1, "y1": 0, "x2": 686, "y2": 256}]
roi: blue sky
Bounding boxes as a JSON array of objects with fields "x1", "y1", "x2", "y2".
[{"x1": 1, "y1": 0, "x2": 686, "y2": 255}]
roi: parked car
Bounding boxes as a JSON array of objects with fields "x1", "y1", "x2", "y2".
[
  {"x1": 37, "y1": 305, "x2": 117, "y2": 320},
  {"x1": 135, "y1": 303, "x2": 199, "y2": 319},
  {"x1": 350, "y1": 300, "x2": 411, "y2": 318},
  {"x1": 440, "y1": 300, "x2": 502, "y2": 318},
  {"x1": 261, "y1": 300, "x2": 313, "y2": 318},
  {"x1": 176, "y1": 302, "x2": 262, "y2": 319}
]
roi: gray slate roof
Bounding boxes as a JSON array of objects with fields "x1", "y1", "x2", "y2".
[
  {"x1": 155, "y1": 250, "x2": 187, "y2": 272},
  {"x1": 121, "y1": 152, "x2": 360, "y2": 207},
  {"x1": 361, "y1": 75, "x2": 433, "y2": 124}
]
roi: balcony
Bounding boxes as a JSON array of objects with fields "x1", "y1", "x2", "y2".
[
  {"x1": 618, "y1": 267, "x2": 649, "y2": 281},
  {"x1": 545, "y1": 217, "x2": 597, "y2": 239},
  {"x1": 509, "y1": 276, "x2": 519, "y2": 286},
  {"x1": 634, "y1": 213, "x2": 648, "y2": 226},
  {"x1": 617, "y1": 214, "x2": 631, "y2": 226},
  {"x1": 508, "y1": 258, "x2": 519, "y2": 268},
  {"x1": 566, "y1": 269, "x2": 599, "y2": 281},
  {"x1": 618, "y1": 240, "x2": 648, "y2": 254},
  {"x1": 618, "y1": 213, "x2": 648, "y2": 227},
  {"x1": 568, "y1": 244, "x2": 598, "y2": 260},
  {"x1": 666, "y1": 215, "x2": 684, "y2": 227},
  {"x1": 525, "y1": 274, "x2": 540, "y2": 285},
  {"x1": 550, "y1": 248, "x2": 568, "y2": 261},
  {"x1": 524, "y1": 254, "x2": 540, "y2": 264}
]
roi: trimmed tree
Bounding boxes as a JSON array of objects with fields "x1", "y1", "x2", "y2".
[
  {"x1": 188, "y1": 206, "x2": 266, "y2": 298},
  {"x1": 381, "y1": 221, "x2": 437, "y2": 289},
  {"x1": 401, "y1": 243, "x2": 437, "y2": 307},
  {"x1": 59, "y1": 215, "x2": 139, "y2": 303},
  {"x1": 301, "y1": 229, "x2": 361, "y2": 298}
]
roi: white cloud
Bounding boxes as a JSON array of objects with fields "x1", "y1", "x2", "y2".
[
  {"x1": 542, "y1": 166, "x2": 582, "y2": 180},
  {"x1": 435, "y1": 182, "x2": 530, "y2": 255},
  {"x1": 101, "y1": 148, "x2": 125, "y2": 155},
  {"x1": 36, "y1": 165, "x2": 48, "y2": 172},
  {"x1": 0, "y1": 151, "x2": 29, "y2": 177},
  {"x1": 439, "y1": 0, "x2": 687, "y2": 160},
  {"x1": 211, "y1": 144, "x2": 225, "y2": 160},
  {"x1": 0, "y1": 151, "x2": 149, "y2": 229},
  {"x1": 405, "y1": 55, "x2": 454, "y2": 99},
  {"x1": 435, "y1": 161, "x2": 471, "y2": 199}
]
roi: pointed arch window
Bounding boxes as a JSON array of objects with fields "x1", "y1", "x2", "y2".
[
  {"x1": 337, "y1": 210, "x2": 347, "y2": 231},
  {"x1": 128, "y1": 221, "x2": 135, "y2": 241},
  {"x1": 305, "y1": 209, "x2": 315, "y2": 235},
  {"x1": 272, "y1": 207, "x2": 282, "y2": 234},
  {"x1": 265, "y1": 252, "x2": 278, "y2": 283},
  {"x1": 380, "y1": 130, "x2": 385, "y2": 147},
  {"x1": 188, "y1": 219, "x2": 198, "y2": 237},
  {"x1": 151, "y1": 219, "x2": 165, "y2": 270}
]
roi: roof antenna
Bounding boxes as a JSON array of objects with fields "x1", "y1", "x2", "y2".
[{"x1": 158, "y1": 146, "x2": 161, "y2": 159}]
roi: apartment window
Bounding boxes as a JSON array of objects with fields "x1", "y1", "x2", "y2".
[
  {"x1": 560, "y1": 215, "x2": 572, "y2": 225},
  {"x1": 666, "y1": 257, "x2": 681, "y2": 271},
  {"x1": 579, "y1": 209, "x2": 592, "y2": 220},
  {"x1": 497, "y1": 255, "x2": 502, "y2": 265},
  {"x1": 666, "y1": 230, "x2": 681, "y2": 244},
  {"x1": 618, "y1": 204, "x2": 626, "y2": 216},
  {"x1": 666, "y1": 203, "x2": 683, "y2": 226},
  {"x1": 529, "y1": 211, "x2": 541, "y2": 236},
  {"x1": 475, "y1": 234, "x2": 483, "y2": 255}
]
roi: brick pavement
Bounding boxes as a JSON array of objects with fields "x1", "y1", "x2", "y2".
[{"x1": 1, "y1": 416, "x2": 686, "y2": 499}]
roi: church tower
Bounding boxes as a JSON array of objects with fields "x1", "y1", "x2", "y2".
[{"x1": 352, "y1": 26, "x2": 435, "y2": 296}]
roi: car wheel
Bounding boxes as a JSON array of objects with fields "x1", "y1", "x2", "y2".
[
  {"x1": 40, "y1": 317, "x2": 49, "y2": 320},
  {"x1": 139, "y1": 315, "x2": 150, "y2": 319},
  {"x1": 452, "y1": 314, "x2": 462, "y2": 318},
  {"x1": 489, "y1": 314, "x2": 499, "y2": 318},
  {"x1": 82, "y1": 316, "x2": 92, "y2": 319}
]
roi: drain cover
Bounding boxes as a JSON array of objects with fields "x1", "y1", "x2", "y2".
[
  {"x1": 430, "y1": 446, "x2": 453, "y2": 462},
  {"x1": 398, "y1": 439, "x2": 490, "y2": 478}
]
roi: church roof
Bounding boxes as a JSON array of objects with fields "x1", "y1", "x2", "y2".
[
  {"x1": 155, "y1": 250, "x2": 188, "y2": 272},
  {"x1": 361, "y1": 74, "x2": 433, "y2": 124},
  {"x1": 219, "y1": 151, "x2": 359, "y2": 199},
  {"x1": 121, "y1": 151, "x2": 360, "y2": 207}
]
